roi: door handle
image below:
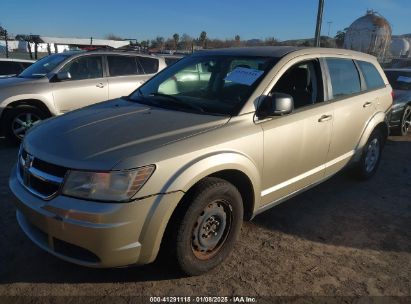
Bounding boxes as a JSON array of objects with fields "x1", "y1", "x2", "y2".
[
  {"x1": 318, "y1": 114, "x2": 332, "y2": 122},
  {"x1": 96, "y1": 83, "x2": 105, "y2": 88},
  {"x1": 363, "y1": 101, "x2": 373, "y2": 108}
]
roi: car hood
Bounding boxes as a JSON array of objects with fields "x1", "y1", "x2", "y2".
[
  {"x1": 0, "y1": 76, "x2": 44, "y2": 88},
  {"x1": 24, "y1": 98, "x2": 229, "y2": 170}
]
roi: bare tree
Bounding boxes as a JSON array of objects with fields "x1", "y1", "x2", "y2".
[
  {"x1": 173, "y1": 33, "x2": 180, "y2": 50},
  {"x1": 105, "y1": 33, "x2": 123, "y2": 41},
  {"x1": 181, "y1": 33, "x2": 193, "y2": 51},
  {"x1": 264, "y1": 37, "x2": 279, "y2": 46},
  {"x1": 0, "y1": 26, "x2": 9, "y2": 57},
  {"x1": 151, "y1": 36, "x2": 165, "y2": 51}
]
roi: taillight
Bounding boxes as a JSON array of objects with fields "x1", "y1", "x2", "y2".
[{"x1": 391, "y1": 90, "x2": 395, "y2": 99}]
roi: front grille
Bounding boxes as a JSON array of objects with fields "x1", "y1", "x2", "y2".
[{"x1": 18, "y1": 148, "x2": 68, "y2": 200}]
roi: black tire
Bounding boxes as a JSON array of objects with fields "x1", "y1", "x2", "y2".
[
  {"x1": 392, "y1": 105, "x2": 411, "y2": 136},
  {"x1": 2, "y1": 105, "x2": 47, "y2": 144},
  {"x1": 173, "y1": 177, "x2": 243, "y2": 276},
  {"x1": 353, "y1": 128, "x2": 383, "y2": 180}
]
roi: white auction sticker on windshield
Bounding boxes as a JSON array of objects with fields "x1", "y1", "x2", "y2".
[
  {"x1": 397, "y1": 76, "x2": 411, "y2": 83},
  {"x1": 225, "y1": 67, "x2": 264, "y2": 86}
]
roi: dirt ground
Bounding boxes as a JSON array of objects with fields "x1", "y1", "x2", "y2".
[{"x1": 0, "y1": 133, "x2": 410, "y2": 300}]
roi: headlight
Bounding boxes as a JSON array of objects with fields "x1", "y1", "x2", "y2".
[{"x1": 62, "y1": 165, "x2": 155, "y2": 202}]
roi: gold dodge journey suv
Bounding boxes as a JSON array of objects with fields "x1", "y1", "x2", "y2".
[{"x1": 9, "y1": 47, "x2": 392, "y2": 275}]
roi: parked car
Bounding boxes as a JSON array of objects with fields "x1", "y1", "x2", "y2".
[
  {"x1": 384, "y1": 68, "x2": 411, "y2": 135},
  {"x1": 10, "y1": 47, "x2": 392, "y2": 276},
  {"x1": 388, "y1": 58, "x2": 411, "y2": 69},
  {"x1": 157, "y1": 54, "x2": 184, "y2": 66},
  {"x1": 0, "y1": 58, "x2": 34, "y2": 78},
  {"x1": 0, "y1": 50, "x2": 166, "y2": 143}
]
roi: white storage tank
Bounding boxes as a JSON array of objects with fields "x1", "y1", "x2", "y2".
[
  {"x1": 343, "y1": 10, "x2": 392, "y2": 60},
  {"x1": 390, "y1": 38, "x2": 410, "y2": 58}
]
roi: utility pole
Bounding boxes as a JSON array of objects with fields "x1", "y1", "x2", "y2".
[
  {"x1": 314, "y1": 0, "x2": 325, "y2": 47},
  {"x1": 4, "y1": 29, "x2": 9, "y2": 58}
]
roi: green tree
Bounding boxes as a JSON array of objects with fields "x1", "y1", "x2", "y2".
[
  {"x1": 199, "y1": 31, "x2": 207, "y2": 48},
  {"x1": 335, "y1": 28, "x2": 348, "y2": 48},
  {"x1": 234, "y1": 35, "x2": 241, "y2": 46}
]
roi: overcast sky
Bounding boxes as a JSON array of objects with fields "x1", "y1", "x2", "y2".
[{"x1": 1, "y1": 0, "x2": 410, "y2": 40}]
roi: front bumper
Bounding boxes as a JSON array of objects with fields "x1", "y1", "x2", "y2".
[{"x1": 9, "y1": 165, "x2": 184, "y2": 268}]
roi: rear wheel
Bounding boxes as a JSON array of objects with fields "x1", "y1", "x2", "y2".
[
  {"x1": 174, "y1": 177, "x2": 243, "y2": 276},
  {"x1": 353, "y1": 128, "x2": 383, "y2": 180},
  {"x1": 3, "y1": 105, "x2": 47, "y2": 144}
]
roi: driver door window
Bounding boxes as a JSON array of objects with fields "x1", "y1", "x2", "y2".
[
  {"x1": 271, "y1": 60, "x2": 324, "y2": 109},
  {"x1": 60, "y1": 56, "x2": 103, "y2": 80}
]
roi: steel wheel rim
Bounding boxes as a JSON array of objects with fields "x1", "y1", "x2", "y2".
[
  {"x1": 191, "y1": 200, "x2": 232, "y2": 260},
  {"x1": 12, "y1": 112, "x2": 41, "y2": 139},
  {"x1": 402, "y1": 108, "x2": 411, "y2": 135},
  {"x1": 364, "y1": 138, "x2": 380, "y2": 173}
]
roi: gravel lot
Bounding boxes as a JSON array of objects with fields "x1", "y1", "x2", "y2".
[{"x1": 0, "y1": 133, "x2": 410, "y2": 299}]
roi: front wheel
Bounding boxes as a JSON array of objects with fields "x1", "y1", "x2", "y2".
[
  {"x1": 353, "y1": 129, "x2": 383, "y2": 180},
  {"x1": 395, "y1": 105, "x2": 411, "y2": 136},
  {"x1": 175, "y1": 177, "x2": 243, "y2": 276},
  {"x1": 3, "y1": 105, "x2": 47, "y2": 144}
]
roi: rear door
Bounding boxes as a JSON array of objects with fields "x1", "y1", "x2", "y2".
[
  {"x1": 323, "y1": 58, "x2": 377, "y2": 176},
  {"x1": 52, "y1": 55, "x2": 108, "y2": 112},
  {"x1": 106, "y1": 55, "x2": 148, "y2": 99}
]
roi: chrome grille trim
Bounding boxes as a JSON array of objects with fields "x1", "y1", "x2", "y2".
[
  {"x1": 28, "y1": 167, "x2": 64, "y2": 184},
  {"x1": 17, "y1": 149, "x2": 65, "y2": 200}
]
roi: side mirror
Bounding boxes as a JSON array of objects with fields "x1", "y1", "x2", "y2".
[
  {"x1": 56, "y1": 71, "x2": 71, "y2": 81},
  {"x1": 257, "y1": 93, "x2": 294, "y2": 118}
]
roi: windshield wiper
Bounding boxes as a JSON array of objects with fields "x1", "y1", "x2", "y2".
[{"x1": 149, "y1": 93, "x2": 205, "y2": 113}]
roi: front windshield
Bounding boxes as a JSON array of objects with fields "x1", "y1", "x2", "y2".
[
  {"x1": 18, "y1": 54, "x2": 70, "y2": 78},
  {"x1": 129, "y1": 55, "x2": 277, "y2": 116}
]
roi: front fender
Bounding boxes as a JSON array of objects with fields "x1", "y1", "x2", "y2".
[
  {"x1": 136, "y1": 151, "x2": 261, "y2": 264},
  {"x1": 1, "y1": 93, "x2": 57, "y2": 115},
  {"x1": 160, "y1": 151, "x2": 261, "y2": 205}
]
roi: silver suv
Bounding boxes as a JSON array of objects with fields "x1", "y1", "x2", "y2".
[
  {"x1": 0, "y1": 50, "x2": 166, "y2": 143},
  {"x1": 10, "y1": 47, "x2": 392, "y2": 276}
]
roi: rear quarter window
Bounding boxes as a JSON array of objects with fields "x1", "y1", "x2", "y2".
[
  {"x1": 0, "y1": 61, "x2": 21, "y2": 75},
  {"x1": 357, "y1": 60, "x2": 385, "y2": 90},
  {"x1": 326, "y1": 58, "x2": 361, "y2": 99},
  {"x1": 138, "y1": 57, "x2": 159, "y2": 74}
]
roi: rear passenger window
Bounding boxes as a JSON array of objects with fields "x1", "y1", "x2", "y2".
[
  {"x1": 357, "y1": 60, "x2": 385, "y2": 90},
  {"x1": 107, "y1": 56, "x2": 141, "y2": 76},
  {"x1": 138, "y1": 57, "x2": 159, "y2": 74},
  {"x1": 326, "y1": 58, "x2": 361, "y2": 99}
]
